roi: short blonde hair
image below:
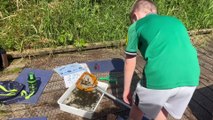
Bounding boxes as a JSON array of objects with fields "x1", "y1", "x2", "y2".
[{"x1": 130, "y1": 0, "x2": 157, "y2": 23}]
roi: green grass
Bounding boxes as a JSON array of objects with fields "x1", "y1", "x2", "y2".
[
  {"x1": 156, "y1": 0, "x2": 213, "y2": 29},
  {"x1": 0, "y1": 0, "x2": 213, "y2": 51}
]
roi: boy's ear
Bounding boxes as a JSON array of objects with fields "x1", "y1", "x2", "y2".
[{"x1": 131, "y1": 13, "x2": 137, "y2": 23}]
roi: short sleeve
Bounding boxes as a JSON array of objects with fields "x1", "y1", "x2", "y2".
[{"x1": 125, "y1": 23, "x2": 139, "y2": 56}]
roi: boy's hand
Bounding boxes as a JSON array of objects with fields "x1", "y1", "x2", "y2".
[{"x1": 123, "y1": 90, "x2": 132, "y2": 105}]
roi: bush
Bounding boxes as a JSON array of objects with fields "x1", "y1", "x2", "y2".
[{"x1": 0, "y1": 0, "x2": 213, "y2": 51}]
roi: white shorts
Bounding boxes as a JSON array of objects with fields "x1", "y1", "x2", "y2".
[{"x1": 133, "y1": 82, "x2": 196, "y2": 119}]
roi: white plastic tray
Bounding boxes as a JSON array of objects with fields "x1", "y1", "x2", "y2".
[{"x1": 57, "y1": 81, "x2": 108, "y2": 119}]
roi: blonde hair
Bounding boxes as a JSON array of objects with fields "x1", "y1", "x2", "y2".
[{"x1": 130, "y1": 0, "x2": 157, "y2": 23}]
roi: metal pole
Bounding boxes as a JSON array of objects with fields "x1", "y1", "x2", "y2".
[{"x1": 96, "y1": 87, "x2": 131, "y2": 109}]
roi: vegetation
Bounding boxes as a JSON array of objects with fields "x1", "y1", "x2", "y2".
[{"x1": 0, "y1": 0, "x2": 213, "y2": 51}]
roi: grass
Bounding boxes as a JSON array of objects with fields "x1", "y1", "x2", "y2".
[
  {"x1": 0, "y1": 0, "x2": 213, "y2": 51},
  {"x1": 156, "y1": 0, "x2": 213, "y2": 29}
]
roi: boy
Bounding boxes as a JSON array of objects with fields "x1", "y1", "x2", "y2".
[{"x1": 123, "y1": 0, "x2": 200, "y2": 120}]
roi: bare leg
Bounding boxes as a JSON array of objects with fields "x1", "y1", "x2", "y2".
[
  {"x1": 128, "y1": 105, "x2": 143, "y2": 120},
  {"x1": 155, "y1": 108, "x2": 168, "y2": 120}
]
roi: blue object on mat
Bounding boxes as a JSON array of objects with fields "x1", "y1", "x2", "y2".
[
  {"x1": 86, "y1": 58, "x2": 124, "y2": 73},
  {"x1": 6, "y1": 68, "x2": 53, "y2": 104},
  {"x1": 10, "y1": 116, "x2": 47, "y2": 120}
]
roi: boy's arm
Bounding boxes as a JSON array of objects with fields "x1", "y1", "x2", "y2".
[
  {"x1": 123, "y1": 54, "x2": 136, "y2": 104},
  {"x1": 124, "y1": 22, "x2": 138, "y2": 104}
]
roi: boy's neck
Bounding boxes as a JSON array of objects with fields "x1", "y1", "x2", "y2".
[{"x1": 146, "y1": 13, "x2": 157, "y2": 16}]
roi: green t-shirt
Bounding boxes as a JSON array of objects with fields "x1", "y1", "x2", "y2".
[{"x1": 125, "y1": 14, "x2": 200, "y2": 89}]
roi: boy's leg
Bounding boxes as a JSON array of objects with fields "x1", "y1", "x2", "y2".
[
  {"x1": 131, "y1": 82, "x2": 175, "y2": 119},
  {"x1": 155, "y1": 108, "x2": 168, "y2": 120},
  {"x1": 130, "y1": 82, "x2": 196, "y2": 120},
  {"x1": 128, "y1": 104, "x2": 143, "y2": 120},
  {"x1": 128, "y1": 106, "x2": 168, "y2": 120}
]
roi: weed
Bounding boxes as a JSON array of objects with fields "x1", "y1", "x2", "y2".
[{"x1": 74, "y1": 39, "x2": 86, "y2": 51}]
